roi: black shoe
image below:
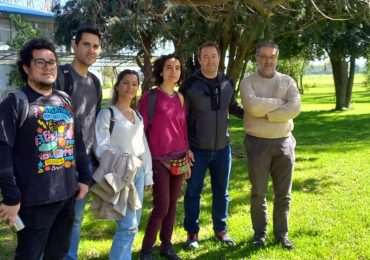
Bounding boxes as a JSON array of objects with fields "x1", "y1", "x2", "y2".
[
  {"x1": 139, "y1": 251, "x2": 153, "y2": 260},
  {"x1": 275, "y1": 236, "x2": 295, "y2": 250},
  {"x1": 184, "y1": 233, "x2": 199, "y2": 249},
  {"x1": 215, "y1": 231, "x2": 236, "y2": 247},
  {"x1": 159, "y1": 247, "x2": 182, "y2": 260},
  {"x1": 252, "y1": 233, "x2": 266, "y2": 247}
]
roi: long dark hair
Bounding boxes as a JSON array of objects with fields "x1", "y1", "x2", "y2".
[{"x1": 111, "y1": 69, "x2": 140, "y2": 108}]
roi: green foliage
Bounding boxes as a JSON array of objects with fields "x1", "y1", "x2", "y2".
[
  {"x1": 99, "y1": 67, "x2": 116, "y2": 88},
  {"x1": 2, "y1": 75, "x2": 369, "y2": 259},
  {"x1": 278, "y1": 58, "x2": 308, "y2": 90},
  {"x1": 7, "y1": 15, "x2": 40, "y2": 50},
  {"x1": 7, "y1": 14, "x2": 40, "y2": 87},
  {"x1": 52, "y1": 0, "x2": 106, "y2": 49}
]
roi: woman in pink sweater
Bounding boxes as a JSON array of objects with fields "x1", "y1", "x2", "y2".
[{"x1": 138, "y1": 54, "x2": 192, "y2": 260}]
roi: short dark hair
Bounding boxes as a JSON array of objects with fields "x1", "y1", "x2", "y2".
[
  {"x1": 111, "y1": 69, "x2": 140, "y2": 107},
  {"x1": 75, "y1": 26, "x2": 101, "y2": 45},
  {"x1": 197, "y1": 41, "x2": 220, "y2": 58},
  {"x1": 17, "y1": 37, "x2": 57, "y2": 82},
  {"x1": 152, "y1": 54, "x2": 183, "y2": 86},
  {"x1": 256, "y1": 40, "x2": 279, "y2": 56}
]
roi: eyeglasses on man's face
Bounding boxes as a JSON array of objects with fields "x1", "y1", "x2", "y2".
[
  {"x1": 32, "y1": 58, "x2": 58, "y2": 69},
  {"x1": 257, "y1": 55, "x2": 277, "y2": 61}
]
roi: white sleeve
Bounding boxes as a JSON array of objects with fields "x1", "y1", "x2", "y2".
[
  {"x1": 142, "y1": 133, "x2": 153, "y2": 186},
  {"x1": 93, "y1": 108, "x2": 112, "y2": 160}
]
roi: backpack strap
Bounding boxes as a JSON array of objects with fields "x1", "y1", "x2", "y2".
[
  {"x1": 89, "y1": 72, "x2": 102, "y2": 116},
  {"x1": 9, "y1": 89, "x2": 28, "y2": 128},
  {"x1": 58, "y1": 65, "x2": 101, "y2": 103},
  {"x1": 146, "y1": 88, "x2": 157, "y2": 139},
  {"x1": 58, "y1": 64, "x2": 73, "y2": 95},
  {"x1": 108, "y1": 107, "x2": 115, "y2": 135},
  {"x1": 134, "y1": 110, "x2": 142, "y2": 121}
]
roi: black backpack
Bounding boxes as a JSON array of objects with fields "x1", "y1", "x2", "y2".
[
  {"x1": 107, "y1": 107, "x2": 142, "y2": 135},
  {"x1": 9, "y1": 90, "x2": 28, "y2": 128},
  {"x1": 58, "y1": 64, "x2": 101, "y2": 102}
]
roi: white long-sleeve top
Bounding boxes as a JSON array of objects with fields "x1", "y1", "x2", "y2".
[
  {"x1": 240, "y1": 71, "x2": 301, "y2": 139},
  {"x1": 94, "y1": 105, "x2": 153, "y2": 186}
]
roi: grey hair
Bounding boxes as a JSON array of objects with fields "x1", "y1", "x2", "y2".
[{"x1": 256, "y1": 40, "x2": 279, "y2": 56}]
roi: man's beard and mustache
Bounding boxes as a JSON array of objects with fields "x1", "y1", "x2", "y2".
[{"x1": 37, "y1": 80, "x2": 54, "y2": 90}]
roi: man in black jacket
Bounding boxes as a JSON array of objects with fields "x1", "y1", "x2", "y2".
[{"x1": 179, "y1": 41, "x2": 243, "y2": 249}]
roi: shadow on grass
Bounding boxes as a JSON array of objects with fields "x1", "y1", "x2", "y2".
[
  {"x1": 292, "y1": 176, "x2": 338, "y2": 194},
  {"x1": 294, "y1": 111, "x2": 370, "y2": 149}
]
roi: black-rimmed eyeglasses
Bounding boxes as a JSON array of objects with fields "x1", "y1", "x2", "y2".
[{"x1": 33, "y1": 58, "x2": 58, "y2": 69}]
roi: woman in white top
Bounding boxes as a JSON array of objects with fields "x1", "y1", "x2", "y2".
[{"x1": 94, "y1": 69, "x2": 153, "y2": 260}]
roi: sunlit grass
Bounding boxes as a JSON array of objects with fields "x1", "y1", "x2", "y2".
[{"x1": 1, "y1": 74, "x2": 369, "y2": 259}]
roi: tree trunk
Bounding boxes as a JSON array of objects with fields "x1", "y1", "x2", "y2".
[
  {"x1": 219, "y1": 24, "x2": 231, "y2": 72},
  {"x1": 236, "y1": 59, "x2": 248, "y2": 94},
  {"x1": 345, "y1": 56, "x2": 356, "y2": 108},
  {"x1": 135, "y1": 33, "x2": 153, "y2": 94},
  {"x1": 227, "y1": 21, "x2": 262, "y2": 85},
  {"x1": 329, "y1": 56, "x2": 349, "y2": 110}
]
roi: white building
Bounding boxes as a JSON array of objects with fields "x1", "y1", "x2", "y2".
[{"x1": 0, "y1": 1, "x2": 55, "y2": 99}]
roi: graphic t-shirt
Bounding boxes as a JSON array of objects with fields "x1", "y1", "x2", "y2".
[{"x1": 0, "y1": 86, "x2": 78, "y2": 206}]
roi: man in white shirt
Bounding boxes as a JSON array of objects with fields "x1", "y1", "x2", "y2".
[{"x1": 240, "y1": 40, "x2": 301, "y2": 249}]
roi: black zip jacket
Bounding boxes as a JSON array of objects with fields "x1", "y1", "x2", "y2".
[{"x1": 179, "y1": 70, "x2": 243, "y2": 151}]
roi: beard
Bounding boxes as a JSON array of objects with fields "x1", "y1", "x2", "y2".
[
  {"x1": 38, "y1": 80, "x2": 53, "y2": 90},
  {"x1": 28, "y1": 77, "x2": 55, "y2": 92}
]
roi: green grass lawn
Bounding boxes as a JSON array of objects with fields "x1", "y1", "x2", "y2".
[{"x1": 1, "y1": 74, "x2": 369, "y2": 259}]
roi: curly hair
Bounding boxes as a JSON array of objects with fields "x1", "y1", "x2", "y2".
[
  {"x1": 17, "y1": 37, "x2": 57, "y2": 83},
  {"x1": 152, "y1": 54, "x2": 183, "y2": 86}
]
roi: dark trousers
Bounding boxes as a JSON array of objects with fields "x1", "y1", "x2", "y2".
[
  {"x1": 15, "y1": 196, "x2": 75, "y2": 260},
  {"x1": 245, "y1": 135, "x2": 295, "y2": 239},
  {"x1": 141, "y1": 160, "x2": 184, "y2": 252}
]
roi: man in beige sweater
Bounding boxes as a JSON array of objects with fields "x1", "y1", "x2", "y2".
[{"x1": 240, "y1": 40, "x2": 301, "y2": 249}]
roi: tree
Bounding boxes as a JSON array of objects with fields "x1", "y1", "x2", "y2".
[
  {"x1": 53, "y1": 0, "x2": 370, "y2": 107},
  {"x1": 365, "y1": 56, "x2": 370, "y2": 89},
  {"x1": 302, "y1": 1, "x2": 370, "y2": 109},
  {"x1": 7, "y1": 14, "x2": 40, "y2": 87},
  {"x1": 53, "y1": 0, "x2": 165, "y2": 92}
]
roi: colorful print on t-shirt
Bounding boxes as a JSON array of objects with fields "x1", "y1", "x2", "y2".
[{"x1": 34, "y1": 104, "x2": 75, "y2": 173}]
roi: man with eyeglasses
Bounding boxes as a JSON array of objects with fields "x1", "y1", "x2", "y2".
[
  {"x1": 0, "y1": 38, "x2": 91, "y2": 259},
  {"x1": 179, "y1": 41, "x2": 243, "y2": 249},
  {"x1": 240, "y1": 40, "x2": 301, "y2": 249},
  {"x1": 54, "y1": 26, "x2": 102, "y2": 260}
]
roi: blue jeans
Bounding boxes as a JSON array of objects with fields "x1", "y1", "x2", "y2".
[
  {"x1": 184, "y1": 145, "x2": 231, "y2": 234},
  {"x1": 110, "y1": 167, "x2": 145, "y2": 260},
  {"x1": 66, "y1": 162, "x2": 93, "y2": 260}
]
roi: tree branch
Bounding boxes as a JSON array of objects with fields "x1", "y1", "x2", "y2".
[
  {"x1": 170, "y1": 0, "x2": 231, "y2": 6},
  {"x1": 135, "y1": 0, "x2": 151, "y2": 57},
  {"x1": 309, "y1": 0, "x2": 351, "y2": 21}
]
